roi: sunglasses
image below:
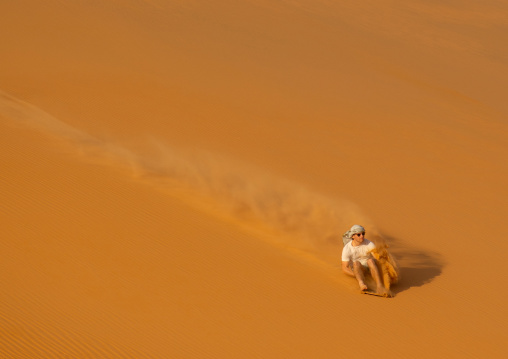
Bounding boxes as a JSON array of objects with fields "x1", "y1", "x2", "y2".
[{"x1": 354, "y1": 232, "x2": 365, "y2": 237}]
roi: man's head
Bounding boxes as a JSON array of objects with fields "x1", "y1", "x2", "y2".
[
  {"x1": 349, "y1": 224, "x2": 366, "y2": 244},
  {"x1": 342, "y1": 224, "x2": 367, "y2": 246}
]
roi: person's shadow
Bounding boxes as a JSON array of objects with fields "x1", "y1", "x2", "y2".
[{"x1": 380, "y1": 235, "x2": 445, "y2": 295}]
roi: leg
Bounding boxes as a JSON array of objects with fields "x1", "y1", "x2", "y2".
[
  {"x1": 353, "y1": 261, "x2": 368, "y2": 291},
  {"x1": 367, "y1": 258, "x2": 386, "y2": 295},
  {"x1": 383, "y1": 270, "x2": 393, "y2": 297}
]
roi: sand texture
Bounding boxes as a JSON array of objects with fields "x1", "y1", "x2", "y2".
[{"x1": 1, "y1": 1, "x2": 507, "y2": 358}]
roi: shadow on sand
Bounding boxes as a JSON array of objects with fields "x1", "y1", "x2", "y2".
[{"x1": 381, "y1": 235, "x2": 445, "y2": 295}]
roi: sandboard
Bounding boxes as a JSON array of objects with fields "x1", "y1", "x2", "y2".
[{"x1": 360, "y1": 290, "x2": 392, "y2": 298}]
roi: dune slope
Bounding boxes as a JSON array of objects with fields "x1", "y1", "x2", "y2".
[{"x1": 1, "y1": 0, "x2": 507, "y2": 358}]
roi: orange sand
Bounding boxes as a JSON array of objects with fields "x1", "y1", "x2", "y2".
[{"x1": 1, "y1": 1, "x2": 507, "y2": 357}]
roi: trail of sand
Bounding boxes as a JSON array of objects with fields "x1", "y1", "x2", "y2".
[{"x1": 1, "y1": 89, "x2": 386, "y2": 272}]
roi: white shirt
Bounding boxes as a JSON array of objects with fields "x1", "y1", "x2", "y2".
[{"x1": 342, "y1": 239, "x2": 375, "y2": 266}]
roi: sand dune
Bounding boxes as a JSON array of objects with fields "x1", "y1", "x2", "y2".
[{"x1": 1, "y1": 0, "x2": 507, "y2": 358}]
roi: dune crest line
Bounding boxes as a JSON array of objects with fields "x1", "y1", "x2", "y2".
[{"x1": 0, "y1": 90, "x2": 379, "y2": 262}]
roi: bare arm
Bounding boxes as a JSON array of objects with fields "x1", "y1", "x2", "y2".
[{"x1": 342, "y1": 261, "x2": 355, "y2": 277}]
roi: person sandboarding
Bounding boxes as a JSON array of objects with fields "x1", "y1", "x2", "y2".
[{"x1": 341, "y1": 225, "x2": 389, "y2": 297}]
